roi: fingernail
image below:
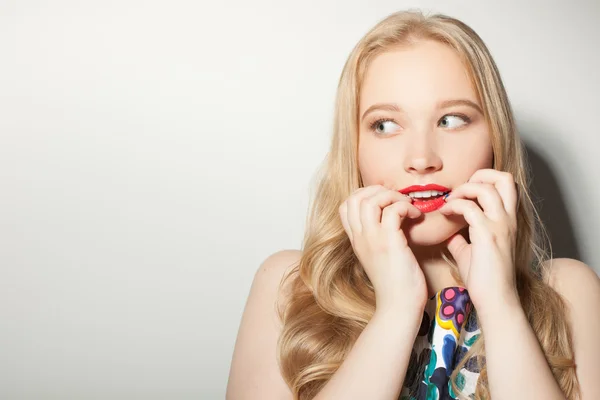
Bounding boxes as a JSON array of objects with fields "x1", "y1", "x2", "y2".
[{"x1": 443, "y1": 192, "x2": 450, "y2": 202}]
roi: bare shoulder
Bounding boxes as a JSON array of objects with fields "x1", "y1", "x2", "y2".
[
  {"x1": 545, "y1": 257, "x2": 600, "y2": 297},
  {"x1": 257, "y1": 249, "x2": 302, "y2": 302},
  {"x1": 545, "y1": 257, "x2": 600, "y2": 398},
  {"x1": 226, "y1": 249, "x2": 302, "y2": 400},
  {"x1": 250, "y1": 249, "x2": 302, "y2": 320},
  {"x1": 545, "y1": 257, "x2": 600, "y2": 313}
]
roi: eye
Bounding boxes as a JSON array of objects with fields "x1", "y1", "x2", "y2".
[
  {"x1": 369, "y1": 118, "x2": 401, "y2": 135},
  {"x1": 439, "y1": 114, "x2": 470, "y2": 129}
]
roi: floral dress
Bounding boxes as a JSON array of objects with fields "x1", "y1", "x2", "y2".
[{"x1": 399, "y1": 287, "x2": 483, "y2": 400}]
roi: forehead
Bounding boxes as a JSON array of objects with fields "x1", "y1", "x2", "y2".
[{"x1": 359, "y1": 40, "x2": 478, "y2": 113}]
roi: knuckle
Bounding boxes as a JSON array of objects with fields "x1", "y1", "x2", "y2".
[
  {"x1": 464, "y1": 204, "x2": 478, "y2": 219},
  {"x1": 348, "y1": 196, "x2": 360, "y2": 208},
  {"x1": 482, "y1": 184, "x2": 495, "y2": 195},
  {"x1": 360, "y1": 197, "x2": 375, "y2": 208},
  {"x1": 393, "y1": 202, "x2": 411, "y2": 216},
  {"x1": 351, "y1": 188, "x2": 365, "y2": 198},
  {"x1": 381, "y1": 206, "x2": 396, "y2": 219},
  {"x1": 395, "y1": 200, "x2": 410, "y2": 210},
  {"x1": 466, "y1": 202, "x2": 479, "y2": 212},
  {"x1": 382, "y1": 201, "x2": 398, "y2": 211},
  {"x1": 382, "y1": 203, "x2": 396, "y2": 213}
]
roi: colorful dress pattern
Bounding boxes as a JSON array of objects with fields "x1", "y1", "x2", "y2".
[{"x1": 399, "y1": 287, "x2": 483, "y2": 400}]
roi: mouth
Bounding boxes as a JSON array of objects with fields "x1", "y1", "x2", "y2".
[{"x1": 398, "y1": 184, "x2": 451, "y2": 213}]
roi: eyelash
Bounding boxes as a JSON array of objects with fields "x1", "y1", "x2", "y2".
[{"x1": 368, "y1": 113, "x2": 472, "y2": 135}]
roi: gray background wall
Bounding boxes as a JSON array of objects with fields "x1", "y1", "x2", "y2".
[{"x1": 1, "y1": 0, "x2": 598, "y2": 398}]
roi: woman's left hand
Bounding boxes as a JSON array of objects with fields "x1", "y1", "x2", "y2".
[{"x1": 438, "y1": 169, "x2": 520, "y2": 312}]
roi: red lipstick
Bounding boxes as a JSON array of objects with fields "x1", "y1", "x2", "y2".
[
  {"x1": 398, "y1": 184, "x2": 451, "y2": 213},
  {"x1": 399, "y1": 184, "x2": 450, "y2": 194}
]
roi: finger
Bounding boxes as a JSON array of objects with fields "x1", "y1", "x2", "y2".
[
  {"x1": 439, "y1": 198, "x2": 489, "y2": 236},
  {"x1": 446, "y1": 232, "x2": 470, "y2": 279},
  {"x1": 468, "y1": 169, "x2": 518, "y2": 219},
  {"x1": 447, "y1": 232, "x2": 469, "y2": 259},
  {"x1": 347, "y1": 185, "x2": 387, "y2": 234},
  {"x1": 360, "y1": 189, "x2": 410, "y2": 232},
  {"x1": 380, "y1": 199, "x2": 422, "y2": 232},
  {"x1": 445, "y1": 182, "x2": 506, "y2": 221}
]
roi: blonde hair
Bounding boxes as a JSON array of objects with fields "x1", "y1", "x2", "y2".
[{"x1": 276, "y1": 9, "x2": 580, "y2": 400}]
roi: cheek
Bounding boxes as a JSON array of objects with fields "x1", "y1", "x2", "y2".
[
  {"x1": 446, "y1": 137, "x2": 494, "y2": 174},
  {"x1": 472, "y1": 139, "x2": 494, "y2": 168},
  {"x1": 358, "y1": 144, "x2": 400, "y2": 185}
]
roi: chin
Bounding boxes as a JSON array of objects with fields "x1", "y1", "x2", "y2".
[{"x1": 403, "y1": 211, "x2": 467, "y2": 247}]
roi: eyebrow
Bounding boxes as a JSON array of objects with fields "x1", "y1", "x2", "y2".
[{"x1": 360, "y1": 99, "x2": 484, "y2": 121}]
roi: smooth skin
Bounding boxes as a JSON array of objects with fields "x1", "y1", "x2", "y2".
[{"x1": 226, "y1": 40, "x2": 600, "y2": 399}]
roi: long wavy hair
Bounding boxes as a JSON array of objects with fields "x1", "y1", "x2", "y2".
[{"x1": 275, "y1": 10, "x2": 580, "y2": 400}]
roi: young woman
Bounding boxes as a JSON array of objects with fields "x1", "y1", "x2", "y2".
[{"x1": 226, "y1": 10, "x2": 600, "y2": 400}]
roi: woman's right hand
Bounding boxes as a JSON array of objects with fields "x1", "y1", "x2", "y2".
[{"x1": 339, "y1": 185, "x2": 428, "y2": 313}]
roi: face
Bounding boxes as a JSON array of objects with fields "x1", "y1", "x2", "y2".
[{"x1": 358, "y1": 40, "x2": 494, "y2": 247}]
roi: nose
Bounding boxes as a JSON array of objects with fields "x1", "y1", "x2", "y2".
[{"x1": 403, "y1": 132, "x2": 443, "y2": 174}]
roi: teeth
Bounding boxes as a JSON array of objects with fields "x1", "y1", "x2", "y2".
[{"x1": 409, "y1": 190, "x2": 446, "y2": 199}]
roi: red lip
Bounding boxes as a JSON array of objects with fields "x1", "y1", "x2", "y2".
[{"x1": 398, "y1": 184, "x2": 451, "y2": 195}]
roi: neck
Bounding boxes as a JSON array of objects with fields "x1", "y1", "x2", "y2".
[{"x1": 410, "y1": 241, "x2": 461, "y2": 298}]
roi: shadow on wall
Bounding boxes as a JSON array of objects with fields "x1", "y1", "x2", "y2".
[{"x1": 523, "y1": 141, "x2": 581, "y2": 261}]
